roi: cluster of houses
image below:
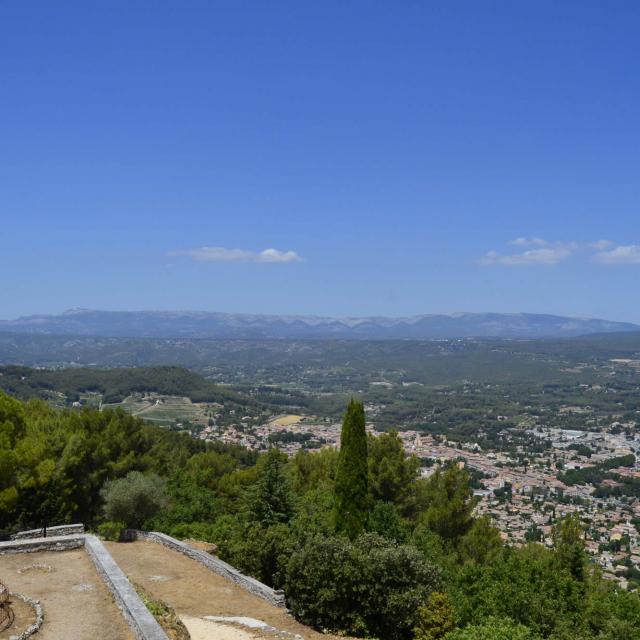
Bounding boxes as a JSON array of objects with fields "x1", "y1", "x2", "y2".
[
  {"x1": 402, "y1": 428, "x2": 640, "y2": 588},
  {"x1": 195, "y1": 403, "x2": 640, "y2": 588}
]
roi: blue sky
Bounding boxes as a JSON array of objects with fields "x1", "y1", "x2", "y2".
[{"x1": 2, "y1": 1, "x2": 639, "y2": 321}]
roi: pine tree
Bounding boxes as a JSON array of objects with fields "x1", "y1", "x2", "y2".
[
  {"x1": 333, "y1": 399, "x2": 368, "y2": 539},
  {"x1": 413, "y1": 592, "x2": 455, "y2": 640},
  {"x1": 421, "y1": 464, "x2": 475, "y2": 545},
  {"x1": 246, "y1": 447, "x2": 295, "y2": 527},
  {"x1": 553, "y1": 513, "x2": 586, "y2": 581}
]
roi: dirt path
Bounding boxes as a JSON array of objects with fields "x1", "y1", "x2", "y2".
[
  {"x1": 0, "y1": 549, "x2": 134, "y2": 640},
  {"x1": 106, "y1": 541, "x2": 340, "y2": 640}
]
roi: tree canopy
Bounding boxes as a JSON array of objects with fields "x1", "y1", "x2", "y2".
[{"x1": 2, "y1": 390, "x2": 640, "y2": 640}]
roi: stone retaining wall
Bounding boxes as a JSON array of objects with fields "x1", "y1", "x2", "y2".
[
  {"x1": 130, "y1": 531, "x2": 286, "y2": 608},
  {"x1": 0, "y1": 535, "x2": 85, "y2": 555},
  {"x1": 84, "y1": 535, "x2": 169, "y2": 640},
  {"x1": 11, "y1": 524, "x2": 85, "y2": 540}
]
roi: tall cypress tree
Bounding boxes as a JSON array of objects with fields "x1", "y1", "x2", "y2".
[{"x1": 333, "y1": 399, "x2": 368, "y2": 539}]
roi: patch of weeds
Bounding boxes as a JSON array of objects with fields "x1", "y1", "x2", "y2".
[{"x1": 133, "y1": 583, "x2": 190, "y2": 640}]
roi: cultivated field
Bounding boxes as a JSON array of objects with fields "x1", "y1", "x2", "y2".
[
  {"x1": 102, "y1": 393, "x2": 215, "y2": 427},
  {"x1": 267, "y1": 414, "x2": 302, "y2": 427}
]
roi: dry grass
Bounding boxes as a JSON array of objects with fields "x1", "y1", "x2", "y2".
[{"x1": 267, "y1": 415, "x2": 302, "y2": 427}]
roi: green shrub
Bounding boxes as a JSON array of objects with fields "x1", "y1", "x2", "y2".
[
  {"x1": 443, "y1": 617, "x2": 540, "y2": 640},
  {"x1": 97, "y1": 521, "x2": 125, "y2": 541},
  {"x1": 367, "y1": 500, "x2": 409, "y2": 542},
  {"x1": 414, "y1": 591, "x2": 455, "y2": 640},
  {"x1": 241, "y1": 523, "x2": 295, "y2": 588},
  {"x1": 285, "y1": 532, "x2": 442, "y2": 640},
  {"x1": 165, "y1": 521, "x2": 218, "y2": 542}
]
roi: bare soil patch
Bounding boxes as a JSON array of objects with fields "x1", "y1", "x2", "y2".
[
  {"x1": 0, "y1": 549, "x2": 134, "y2": 640},
  {"x1": 107, "y1": 541, "x2": 342, "y2": 640},
  {"x1": 181, "y1": 616, "x2": 254, "y2": 640},
  {"x1": 183, "y1": 539, "x2": 218, "y2": 554}
]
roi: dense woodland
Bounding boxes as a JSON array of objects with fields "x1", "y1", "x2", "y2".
[
  {"x1": 0, "y1": 365, "x2": 250, "y2": 406},
  {"x1": 3, "y1": 330, "x2": 640, "y2": 434},
  {"x1": 3, "y1": 333, "x2": 640, "y2": 383},
  {"x1": 2, "y1": 391, "x2": 640, "y2": 639}
]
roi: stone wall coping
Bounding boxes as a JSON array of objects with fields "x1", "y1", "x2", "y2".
[
  {"x1": 0, "y1": 535, "x2": 85, "y2": 555},
  {"x1": 11, "y1": 524, "x2": 85, "y2": 541},
  {"x1": 84, "y1": 535, "x2": 169, "y2": 640}
]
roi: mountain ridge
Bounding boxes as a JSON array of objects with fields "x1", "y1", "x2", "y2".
[{"x1": 1, "y1": 309, "x2": 638, "y2": 339}]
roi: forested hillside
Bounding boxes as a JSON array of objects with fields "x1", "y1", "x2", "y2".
[
  {"x1": 3, "y1": 333, "x2": 640, "y2": 384},
  {"x1": 0, "y1": 390, "x2": 256, "y2": 530},
  {"x1": 1, "y1": 391, "x2": 639, "y2": 639},
  {"x1": 0, "y1": 365, "x2": 254, "y2": 406}
]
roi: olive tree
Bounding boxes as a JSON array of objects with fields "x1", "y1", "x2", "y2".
[{"x1": 101, "y1": 471, "x2": 168, "y2": 529}]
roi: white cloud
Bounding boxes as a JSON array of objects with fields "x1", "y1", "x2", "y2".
[
  {"x1": 170, "y1": 246, "x2": 303, "y2": 264},
  {"x1": 257, "y1": 248, "x2": 303, "y2": 263},
  {"x1": 510, "y1": 236, "x2": 548, "y2": 247},
  {"x1": 594, "y1": 245, "x2": 640, "y2": 264},
  {"x1": 479, "y1": 243, "x2": 574, "y2": 266},
  {"x1": 478, "y1": 237, "x2": 637, "y2": 267},
  {"x1": 588, "y1": 239, "x2": 614, "y2": 250}
]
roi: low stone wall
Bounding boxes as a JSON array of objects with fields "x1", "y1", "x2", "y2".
[
  {"x1": 84, "y1": 535, "x2": 169, "y2": 640},
  {"x1": 11, "y1": 524, "x2": 85, "y2": 540},
  {"x1": 130, "y1": 531, "x2": 286, "y2": 608},
  {"x1": 0, "y1": 535, "x2": 85, "y2": 555}
]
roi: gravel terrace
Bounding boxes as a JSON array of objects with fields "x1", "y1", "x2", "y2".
[
  {"x1": 106, "y1": 540, "x2": 343, "y2": 640},
  {"x1": 0, "y1": 549, "x2": 134, "y2": 640}
]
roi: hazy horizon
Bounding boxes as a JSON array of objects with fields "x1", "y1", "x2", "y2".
[{"x1": 3, "y1": 307, "x2": 640, "y2": 326}]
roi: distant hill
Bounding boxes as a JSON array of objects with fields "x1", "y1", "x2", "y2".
[
  {"x1": 0, "y1": 365, "x2": 255, "y2": 406},
  {"x1": 1, "y1": 309, "x2": 638, "y2": 339},
  {"x1": 1, "y1": 334, "x2": 640, "y2": 412}
]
